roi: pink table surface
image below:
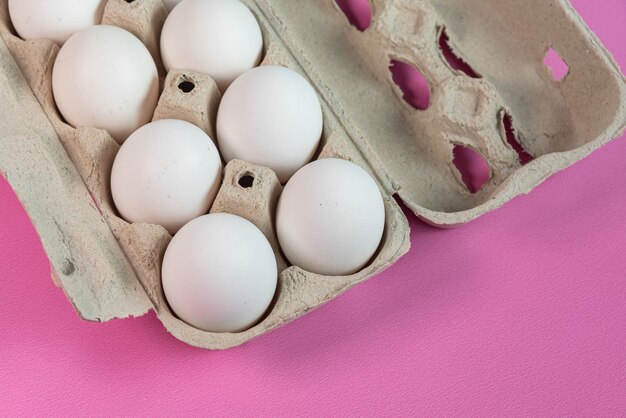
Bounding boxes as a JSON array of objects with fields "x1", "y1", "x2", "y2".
[{"x1": 1, "y1": 1, "x2": 625, "y2": 416}]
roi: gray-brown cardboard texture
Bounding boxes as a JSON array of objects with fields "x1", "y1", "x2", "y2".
[{"x1": 0, "y1": 0, "x2": 624, "y2": 349}]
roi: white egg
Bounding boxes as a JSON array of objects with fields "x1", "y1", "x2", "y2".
[
  {"x1": 111, "y1": 119, "x2": 222, "y2": 235},
  {"x1": 217, "y1": 66, "x2": 323, "y2": 183},
  {"x1": 8, "y1": 0, "x2": 106, "y2": 45},
  {"x1": 52, "y1": 25, "x2": 159, "y2": 142},
  {"x1": 162, "y1": 213, "x2": 278, "y2": 333},
  {"x1": 160, "y1": 0, "x2": 263, "y2": 92},
  {"x1": 276, "y1": 158, "x2": 385, "y2": 276}
]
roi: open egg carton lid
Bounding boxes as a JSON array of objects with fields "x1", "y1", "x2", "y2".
[
  {"x1": 269, "y1": 0, "x2": 626, "y2": 224},
  {"x1": 0, "y1": 0, "x2": 624, "y2": 345}
]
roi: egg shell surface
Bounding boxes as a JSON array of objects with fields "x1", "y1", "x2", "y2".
[
  {"x1": 52, "y1": 25, "x2": 160, "y2": 142},
  {"x1": 160, "y1": 0, "x2": 263, "y2": 92},
  {"x1": 8, "y1": 0, "x2": 106, "y2": 45},
  {"x1": 111, "y1": 119, "x2": 222, "y2": 235},
  {"x1": 162, "y1": 213, "x2": 278, "y2": 333},
  {"x1": 276, "y1": 158, "x2": 386, "y2": 276},
  {"x1": 217, "y1": 65, "x2": 323, "y2": 183}
]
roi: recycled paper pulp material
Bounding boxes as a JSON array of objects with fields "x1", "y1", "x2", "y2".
[{"x1": 0, "y1": 0, "x2": 624, "y2": 349}]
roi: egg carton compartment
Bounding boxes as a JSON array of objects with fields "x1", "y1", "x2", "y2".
[{"x1": 0, "y1": 0, "x2": 624, "y2": 349}]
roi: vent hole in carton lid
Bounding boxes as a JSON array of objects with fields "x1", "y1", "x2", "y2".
[
  {"x1": 452, "y1": 145, "x2": 490, "y2": 193},
  {"x1": 125, "y1": 0, "x2": 136, "y2": 3},
  {"x1": 178, "y1": 80, "x2": 195, "y2": 93},
  {"x1": 544, "y1": 48, "x2": 569, "y2": 81},
  {"x1": 438, "y1": 28, "x2": 481, "y2": 79},
  {"x1": 502, "y1": 112, "x2": 533, "y2": 165},
  {"x1": 61, "y1": 258, "x2": 75, "y2": 276},
  {"x1": 335, "y1": 0, "x2": 371, "y2": 31},
  {"x1": 389, "y1": 59, "x2": 430, "y2": 110},
  {"x1": 238, "y1": 173, "x2": 255, "y2": 188}
]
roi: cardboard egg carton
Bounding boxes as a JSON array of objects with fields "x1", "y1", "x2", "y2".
[{"x1": 0, "y1": 0, "x2": 624, "y2": 349}]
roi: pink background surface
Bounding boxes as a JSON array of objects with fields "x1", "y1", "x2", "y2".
[{"x1": 1, "y1": 1, "x2": 625, "y2": 416}]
